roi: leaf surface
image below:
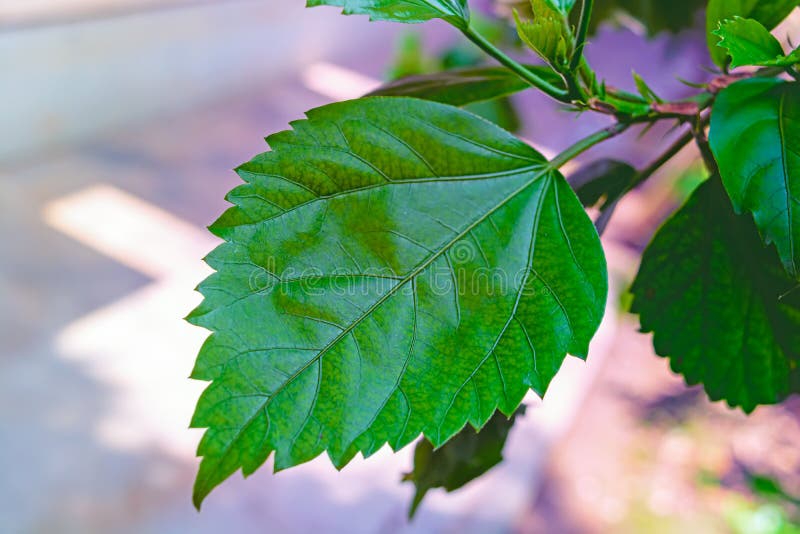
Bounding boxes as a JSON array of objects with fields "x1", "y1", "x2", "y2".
[
  {"x1": 631, "y1": 178, "x2": 800, "y2": 412},
  {"x1": 403, "y1": 407, "x2": 522, "y2": 517},
  {"x1": 306, "y1": 0, "x2": 470, "y2": 27},
  {"x1": 714, "y1": 17, "x2": 796, "y2": 68},
  {"x1": 367, "y1": 65, "x2": 563, "y2": 106},
  {"x1": 709, "y1": 78, "x2": 800, "y2": 278},
  {"x1": 706, "y1": 0, "x2": 799, "y2": 66},
  {"x1": 188, "y1": 97, "x2": 607, "y2": 507}
]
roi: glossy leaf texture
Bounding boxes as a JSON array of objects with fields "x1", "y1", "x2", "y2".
[
  {"x1": 706, "y1": 0, "x2": 799, "y2": 67},
  {"x1": 188, "y1": 97, "x2": 607, "y2": 507},
  {"x1": 714, "y1": 17, "x2": 798, "y2": 68},
  {"x1": 367, "y1": 65, "x2": 563, "y2": 106},
  {"x1": 709, "y1": 78, "x2": 800, "y2": 278},
  {"x1": 306, "y1": 0, "x2": 470, "y2": 28},
  {"x1": 631, "y1": 178, "x2": 800, "y2": 413},
  {"x1": 403, "y1": 407, "x2": 523, "y2": 517}
]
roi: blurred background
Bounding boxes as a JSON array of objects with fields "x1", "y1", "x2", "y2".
[{"x1": 2, "y1": 1, "x2": 800, "y2": 532}]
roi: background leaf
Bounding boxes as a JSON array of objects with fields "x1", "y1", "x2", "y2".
[
  {"x1": 188, "y1": 96, "x2": 607, "y2": 507},
  {"x1": 709, "y1": 78, "x2": 800, "y2": 278},
  {"x1": 630, "y1": 178, "x2": 800, "y2": 413},
  {"x1": 403, "y1": 407, "x2": 523, "y2": 517},
  {"x1": 568, "y1": 159, "x2": 635, "y2": 210},
  {"x1": 306, "y1": 0, "x2": 470, "y2": 28},
  {"x1": 367, "y1": 65, "x2": 562, "y2": 106},
  {"x1": 706, "y1": 0, "x2": 799, "y2": 67}
]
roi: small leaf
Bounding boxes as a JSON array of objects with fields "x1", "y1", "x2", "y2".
[
  {"x1": 709, "y1": 78, "x2": 800, "y2": 278},
  {"x1": 403, "y1": 407, "x2": 523, "y2": 518},
  {"x1": 514, "y1": 0, "x2": 573, "y2": 69},
  {"x1": 706, "y1": 0, "x2": 799, "y2": 67},
  {"x1": 189, "y1": 96, "x2": 607, "y2": 507},
  {"x1": 568, "y1": 159, "x2": 635, "y2": 210},
  {"x1": 714, "y1": 17, "x2": 792, "y2": 68},
  {"x1": 631, "y1": 178, "x2": 800, "y2": 413},
  {"x1": 307, "y1": 0, "x2": 470, "y2": 28},
  {"x1": 367, "y1": 65, "x2": 563, "y2": 106},
  {"x1": 632, "y1": 70, "x2": 662, "y2": 103}
]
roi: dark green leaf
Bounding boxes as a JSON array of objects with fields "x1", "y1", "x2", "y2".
[
  {"x1": 367, "y1": 65, "x2": 562, "y2": 106},
  {"x1": 706, "y1": 0, "x2": 799, "y2": 67},
  {"x1": 713, "y1": 17, "x2": 794, "y2": 68},
  {"x1": 631, "y1": 178, "x2": 800, "y2": 413},
  {"x1": 188, "y1": 97, "x2": 607, "y2": 507},
  {"x1": 568, "y1": 159, "x2": 635, "y2": 210},
  {"x1": 403, "y1": 407, "x2": 523, "y2": 518},
  {"x1": 585, "y1": 0, "x2": 705, "y2": 36},
  {"x1": 307, "y1": 0, "x2": 470, "y2": 28},
  {"x1": 709, "y1": 78, "x2": 800, "y2": 278}
]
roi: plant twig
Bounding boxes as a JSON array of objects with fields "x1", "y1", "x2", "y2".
[
  {"x1": 550, "y1": 122, "x2": 629, "y2": 169},
  {"x1": 595, "y1": 125, "x2": 697, "y2": 236},
  {"x1": 461, "y1": 25, "x2": 570, "y2": 103},
  {"x1": 569, "y1": 0, "x2": 593, "y2": 72}
]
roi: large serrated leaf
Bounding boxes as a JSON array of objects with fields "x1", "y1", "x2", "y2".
[
  {"x1": 631, "y1": 178, "x2": 800, "y2": 413},
  {"x1": 706, "y1": 0, "x2": 799, "y2": 67},
  {"x1": 367, "y1": 65, "x2": 563, "y2": 106},
  {"x1": 306, "y1": 0, "x2": 470, "y2": 27},
  {"x1": 188, "y1": 97, "x2": 607, "y2": 507},
  {"x1": 709, "y1": 78, "x2": 800, "y2": 278}
]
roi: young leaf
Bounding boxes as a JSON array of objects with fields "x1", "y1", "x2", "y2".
[
  {"x1": 514, "y1": 0, "x2": 573, "y2": 69},
  {"x1": 714, "y1": 17, "x2": 795, "y2": 68},
  {"x1": 367, "y1": 65, "x2": 563, "y2": 106},
  {"x1": 548, "y1": 0, "x2": 577, "y2": 14},
  {"x1": 709, "y1": 78, "x2": 800, "y2": 278},
  {"x1": 188, "y1": 97, "x2": 607, "y2": 507},
  {"x1": 403, "y1": 407, "x2": 523, "y2": 518},
  {"x1": 306, "y1": 0, "x2": 470, "y2": 28},
  {"x1": 706, "y1": 0, "x2": 799, "y2": 67},
  {"x1": 631, "y1": 178, "x2": 800, "y2": 413},
  {"x1": 632, "y1": 71, "x2": 662, "y2": 103}
]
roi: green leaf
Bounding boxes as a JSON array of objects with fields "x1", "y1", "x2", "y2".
[
  {"x1": 632, "y1": 70, "x2": 662, "y2": 103},
  {"x1": 188, "y1": 97, "x2": 607, "y2": 507},
  {"x1": 514, "y1": 0, "x2": 573, "y2": 69},
  {"x1": 630, "y1": 178, "x2": 800, "y2": 413},
  {"x1": 464, "y1": 98, "x2": 522, "y2": 133},
  {"x1": 367, "y1": 65, "x2": 563, "y2": 106},
  {"x1": 714, "y1": 17, "x2": 795, "y2": 68},
  {"x1": 403, "y1": 407, "x2": 523, "y2": 518},
  {"x1": 706, "y1": 0, "x2": 799, "y2": 67},
  {"x1": 306, "y1": 0, "x2": 470, "y2": 28},
  {"x1": 709, "y1": 78, "x2": 800, "y2": 278},
  {"x1": 568, "y1": 159, "x2": 635, "y2": 210}
]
